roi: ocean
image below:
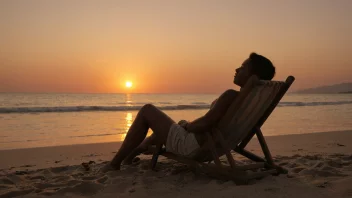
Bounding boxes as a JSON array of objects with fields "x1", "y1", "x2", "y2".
[{"x1": 0, "y1": 93, "x2": 352, "y2": 150}]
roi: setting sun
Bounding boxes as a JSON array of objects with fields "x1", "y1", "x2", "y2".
[{"x1": 125, "y1": 81, "x2": 133, "y2": 88}]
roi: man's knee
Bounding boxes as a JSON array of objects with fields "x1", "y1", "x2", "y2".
[{"x1": 140, "y1": 103, "x2": 156, "y2": 113}]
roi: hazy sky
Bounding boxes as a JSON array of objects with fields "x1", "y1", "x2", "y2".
[{"x1": 1, "y1": 0, "x2": 351, "y2": 93}]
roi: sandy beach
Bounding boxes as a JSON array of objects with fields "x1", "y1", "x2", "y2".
[{"x1": 0, "y1": 130, "x2": 351, "y2": 198}]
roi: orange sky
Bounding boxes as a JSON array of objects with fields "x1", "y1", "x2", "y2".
[{"x1": 0, "y1": 1, "x2": 351, "y2": 93}]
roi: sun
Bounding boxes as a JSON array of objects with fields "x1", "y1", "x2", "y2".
[{"x1": 125, "y1": 81, "x2": 133, "y2": 88}]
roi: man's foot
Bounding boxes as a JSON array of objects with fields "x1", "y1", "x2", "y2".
[
  {"x1": 123, "y1": 146, "x2": 148, "y2": 165},
  {"x1": 122, "y1": 157, "x2": 141, "y2": 165},
  {"x1": 100, "y1": 162, "x2": 120, "y2": 173}
]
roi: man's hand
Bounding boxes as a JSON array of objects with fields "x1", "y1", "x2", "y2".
[
  {"x1": 184, "y1": 90, "x2": 238, "y2": 133},
  {"x1": 178, "y1": 120, "x2": 189, "y2": 129}
]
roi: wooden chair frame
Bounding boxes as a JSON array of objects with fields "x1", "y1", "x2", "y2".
[{"x1": 148, "y1": 76, "x2": 295, "y2": 184}]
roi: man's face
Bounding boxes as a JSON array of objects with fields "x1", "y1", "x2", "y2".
[{"x1": 233, "y1": 58, "x2": 253, "y2": 87}]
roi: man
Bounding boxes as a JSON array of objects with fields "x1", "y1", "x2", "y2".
[{"x1": 105, "y1": 52, "x2": 276, "y2": 170}]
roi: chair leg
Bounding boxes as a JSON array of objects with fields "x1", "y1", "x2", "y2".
[
  {"x1": 234, "y1": 147, "x2": 288, "y2": 174},
  {"x1": 205, "y1": 131, "x2": 222, "y2": 167},
  {"x1": 150, "y1": 144, "x2": 163, "y2": 170},
  {"x1": 255, "y1": 128, "x2": 274, "y2": 165},
  {"x1": 213, "y1": 128, "x2": 237, "y2": 169},
  {"x1": 237, "y1": 128, "x2": 288, "y2": 174},
  {"x1": 234, "y1": 147, "x2": 265, "y2": 162}
]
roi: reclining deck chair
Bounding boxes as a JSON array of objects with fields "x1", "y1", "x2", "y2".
[{"x1": 148, "y1": 75, "x2": 295, "y2": 184}]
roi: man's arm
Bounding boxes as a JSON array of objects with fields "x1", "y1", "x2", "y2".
[{"x1": 185, "y1": 89, "x2": 238, "y2": 133}]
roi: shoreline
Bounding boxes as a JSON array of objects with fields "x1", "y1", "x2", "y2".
[{"x1": 1, "y1": 129, "x2": 351, "y2": 152}]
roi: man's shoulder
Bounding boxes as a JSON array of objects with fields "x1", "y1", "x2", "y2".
[
  {"x1": 216, "y1": 89, "x2": 239, "y2": 101},
  {"x1": 222, "y1": 89, "x2": 239, "y2": 96}
]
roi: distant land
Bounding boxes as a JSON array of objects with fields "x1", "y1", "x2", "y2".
[{"x1": 295, "y1": 82, "x2": 352, "y2": 94}]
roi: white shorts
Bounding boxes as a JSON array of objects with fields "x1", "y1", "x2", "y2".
[{"x1": 165, "y1": 123, "x2": 200, "y2": 158}]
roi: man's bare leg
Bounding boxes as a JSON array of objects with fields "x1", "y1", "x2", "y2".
[
  {"x1": 110, "y1": 104, "x2": 174, "y2": 170},
  {"x1": 122, "y1": 134, "x2": 157, "y2": 165}
]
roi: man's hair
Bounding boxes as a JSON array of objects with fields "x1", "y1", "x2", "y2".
[{"x1": 249, "y1": 52, "x2": 276, "y2": 80}]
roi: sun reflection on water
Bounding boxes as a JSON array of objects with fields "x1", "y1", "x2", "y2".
[
  {"x1": 125, "y1": 94, "x2": 133, "y2": 106},
  {"x1": 121, "y1": 112, "x2": 133, "y2": 140}
]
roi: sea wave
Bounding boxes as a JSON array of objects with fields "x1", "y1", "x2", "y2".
[
  {"x1": 70, "y1": 133, "x2": 118, "y2": 138},
  {"x1": 278, "y1": 101, "x2": 352, "y2": 107},
  {"x1": 0, "y1": 101, "x2": 351, "y2": 113},
  {"x1": 0, "y1": 139, "x2": 42, "y2": 144},
  {"x1": 0, "y1": 104, "x2": 210, "y2": 113}
]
